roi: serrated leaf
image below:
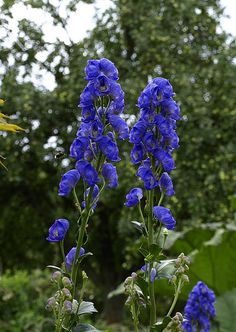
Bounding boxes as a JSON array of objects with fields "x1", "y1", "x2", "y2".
[
  {"x1": 78, "y1": 301, "x2": 97, "y2": 315},
  {"x1": 150, "y1": 244, "x2": 160, "y2": 257},
  {"x1": 73, "y1": 323, "x2": 101, "y2": 332}
]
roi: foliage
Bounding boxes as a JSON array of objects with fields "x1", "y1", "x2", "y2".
[{"x1": 0, "y1": 269, "x2": 54, "y2": 331}]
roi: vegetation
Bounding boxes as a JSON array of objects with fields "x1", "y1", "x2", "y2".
[{"x1": 0, "y1": 0, "x2": 235, "y2": 330}]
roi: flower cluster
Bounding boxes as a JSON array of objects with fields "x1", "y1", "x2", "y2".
[
  {"x1": 58, "y1": 58, "x2": 128, "y2": 207},
  {"x1": 125, "y1": 77, "x2": 181, "y2": 230},
  {"x1": 182, "y1": 281, "x2": 216, "y2": 332}
]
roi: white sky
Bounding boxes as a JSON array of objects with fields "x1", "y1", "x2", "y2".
[{"x1": 1, "y1": 0, "x2": 235, "y2": 90}]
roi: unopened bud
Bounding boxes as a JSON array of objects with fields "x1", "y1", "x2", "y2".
[
  {"x1": 45, "y1": 297, "x2": 58, "y2": 311},
  {"x1": 163, "y1": 228, "x2": 168, "y2": 236},
  {"x1": 131, "y1": 272, "x2": 137, "y2": 280},
  {"x1": 62, "y1": 276, "x2": 72, "y2": 289},
  {"x1": 124, "y1": 276, "x2": 133, "y2": 286},
  {"x1": 62, "y1": 288, "x2": 72, "y2": 300},
  {"x1": 182, "y1": 274, "x2": 189, "y2": 283},
  {"x1": 169, "y1": 275, "x2": 177, "y2": 285},
  {"x1": 51, "y1": 271, "x2": 62, "y2": 282},
  {"x1": 63, "y1": 300, "x2": 72, "y2": 313},
  {"x1": 82, "y1": 271, "x2": 88, "y2": 280}
]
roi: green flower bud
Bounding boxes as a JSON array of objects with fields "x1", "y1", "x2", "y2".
[
  {"x1": 62, "y1": 276, "x2": 72, "y2": 289},
  {"x1": 62, "y1": 288, "x2": 72, "y2": 300},
  {"x1": 63, "y1": 300, "x2": 72, "y2": 313},
  {"x1": 45, "y1": 297, "x2": 58, "y2": 311},
  {"x1": 51, "y1": 271, "x2": 62, "y2": 282}
]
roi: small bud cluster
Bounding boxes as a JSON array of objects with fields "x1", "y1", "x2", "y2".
[
  {"x1": 163, "y1": 312, "x2": 183, "y2": 332},
  {"x1": 46, "y1": 272, "x2": 75, "y2": 317},
  {"x1": 170, "y1": 253, "x2": 190, "y2": 286}
]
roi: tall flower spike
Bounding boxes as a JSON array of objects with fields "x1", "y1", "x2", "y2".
[{"x1": 182, "y1": 281, "x2": 216, "y2": 332}]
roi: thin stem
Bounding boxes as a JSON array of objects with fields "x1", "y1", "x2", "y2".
[
  {"x1": 147, "y1": 189, "x2": 156, "y2": 327},
  {"x1": 59, "y1": 240, "x2": 66, "y2": 266},
  {"x1": 73, "y1": 188, "x2": 81, "y2": 214},
  {"x1": 138, "y1": 202, "x2": 148, "y2": 235},
  {"x1": 167, "y1": 278, "x2": 182, "y2": 317}
]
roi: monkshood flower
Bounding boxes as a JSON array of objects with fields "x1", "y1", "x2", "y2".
[
  {"x1": 153, "y1": 206, "x2": 176, "y2": 230},
  {"x1": 140, "y1": 264, "x2": 157, "y2": 283},
  {"x1": 158, "y1": 172, "x2": 175, "y2": 196},
  {"x1": 58, "y1": 170, "x2": 80, "y2": 197},
  {"x1": 65, "y1": 247, "x2": 85, "y2": 271},
  {"x1": 125, "y1": 188, "x2": 143, "y2": 207},
  {"x1": 127, "y1": 77, "x2": 180, "y2": 200},
  {"x1": 102, "y1": 163, "x2": 118, "y2": 188},
  {"x1": 82, "y1": 185, "x2": 100, "y2": 210},
  {"x1": 47, "y1": 219, "x2": 69, "y2": 242},
  {"x1": 76, "y1": 160, "x2": 100, "y2": 187},
  {"x1": 182, "y1": 281, "x2": 216, "y2": 332},
  {"x1": 85, "y1": 58, "x2": 119, "y2": 81}
]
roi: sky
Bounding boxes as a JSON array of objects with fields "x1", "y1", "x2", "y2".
[{"x1": 1, "y1": 0, "x2": 236, "y2": 90}]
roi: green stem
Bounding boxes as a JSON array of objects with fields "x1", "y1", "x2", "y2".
[
  {"x1": 138, "y1": 202, "x2": 148, "y2": 235},
  {"x1": 147, "y1": 189, "x2": 156, "y2": 327},
  {"x1": 73, "y1": 187, "x2": 81, "y2": 214},
  {"x1": 59, "y1": 240, "x2": 66, "y2": 266},
  {"x1": 167, "y1": 278, "x2": 182, "y2": 317}
]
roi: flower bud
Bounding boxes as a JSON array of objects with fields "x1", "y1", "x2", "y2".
[
  {"x1": 63, "y1": 300, "x2": 72, "y2": 313},
  {"x1": 62, "y1": 288, "x2": 72, "y2": 300},
  {"x1": 182, "y1": 274, "x2": 189, "y2": 283},
  {"x1": 124, "y1": 276, "x2": 133, "y2": 286},
  {"x1": 51, "y1": 271, "x2": 62, "y2": 282},
  {"x1": 62, "y1": 276, "x2": 72, "y2": 289},
  {"x1": 45, "y1": 297, "x2": 58, "y2": 311},
  {"x1": 131, "y1": 272, "x2": 137, "y2": 280},
  {"x1": 169, "y1": 275, "x2": 177, "y2": 285},
  {"x1": 163, "y1": 228, "x2": 169, "y2": 236}
]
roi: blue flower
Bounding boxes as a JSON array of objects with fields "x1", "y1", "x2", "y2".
[
  {"x1": 150, "y1": 268, "x2": 157, "y2": 283},
  {"x1": 108, "y1": 115, "x2": 129, "y2": 140},
  {"x1": 82, "y1": 185, "x2": 100, "y2": 210},
  {"x1": 125, "y1": 188, "x2": 143, "y2": 207},
  {"x1": 143, "y1": 131, "x2": 158, "y2": 153},
  {"x1": 93, "y1": 75, "x2": 113, "y2": 96},
  {"x1": 153, "y1": 206, "x2": 176, "y2": 230},
  {"x1": 47, "y1": 219, "x2": 69, "y2": 242},
  {"x1": 102, "y1": 163, "x2": 118, "y2": 188},
  {"x1": 85, "y1": 58, "x2": 118, "y2": 81},
  {"x1": 58, "y1": 170, "x2": 81, "y2": 197},
  {"x1": 131, "y1": 143, "x2": 145, "y2": 164},
  {"x1": 65, "y1": 247, "x2": 85, "y2": 271},
  {"x1": 70, "y1": 137, "x2": 89, "y2": 160},
  {"x1": 137, "y1": 165, "x2": 158, "y2": 190},
  {"x1": 158, "y1": 172, "x2": 175, "y2": 196},
  {"x1": 161, "y1": 98, "x2": 181, "y2": 120},
  {"x1": 81, "y1": 106, "x2": 96, "y2": 123},
  {"x1": 80, "y1": 85, "x2": 96, "y2": 108},
  {"x1": 96, "y1": 134, "x2": 120, "y2": 162},
  {"x1": 182, "y1": 281, "x2": 216, "y2": 332},
  {"x1": 87, "y1": 117, "x2": 104, "y2": 140},
  {"x1": 130, "y1": 120, "x2": 147, "y2": 144},
  {"x1": 76, "y1": 160, "x2": 100, "y2": 186},
  {"x1": 153, "y1": 148, "x2": 175, "y2": 173}
]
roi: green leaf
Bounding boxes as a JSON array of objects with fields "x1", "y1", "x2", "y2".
[
  {"x1": 130, "y1": 220, "x2": 144, "y2": 233},
  {"x1": 78, "y1": 301, "x2": 98, "y2": 315},
  {"x1": 73, "y1": 324, "x2": 101, "y2": 332},
  {"x1": 46, "y1": 265, "x2": 64, "y2": 272},
  {"x1": 215, "y1": 288, "x2": 236, "y2": 332},
  {"x1": 151, "y1": 316, "x2": 172, "y2": 331},
  {"x1": 136, "y1": 276, "x2": 149, "y2": 300}
]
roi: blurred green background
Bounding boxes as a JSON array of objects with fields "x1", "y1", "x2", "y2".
[{"x1": 0, "y1": 0, "x2": 236, "y2": 331}]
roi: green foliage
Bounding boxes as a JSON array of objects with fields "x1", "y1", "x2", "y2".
[
  {"x1": 0, "y1": 269, "x2": 53, "y2": 331},
  {"x1": 215, "y1": 288, "x2": 236, "y2": 332}
]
